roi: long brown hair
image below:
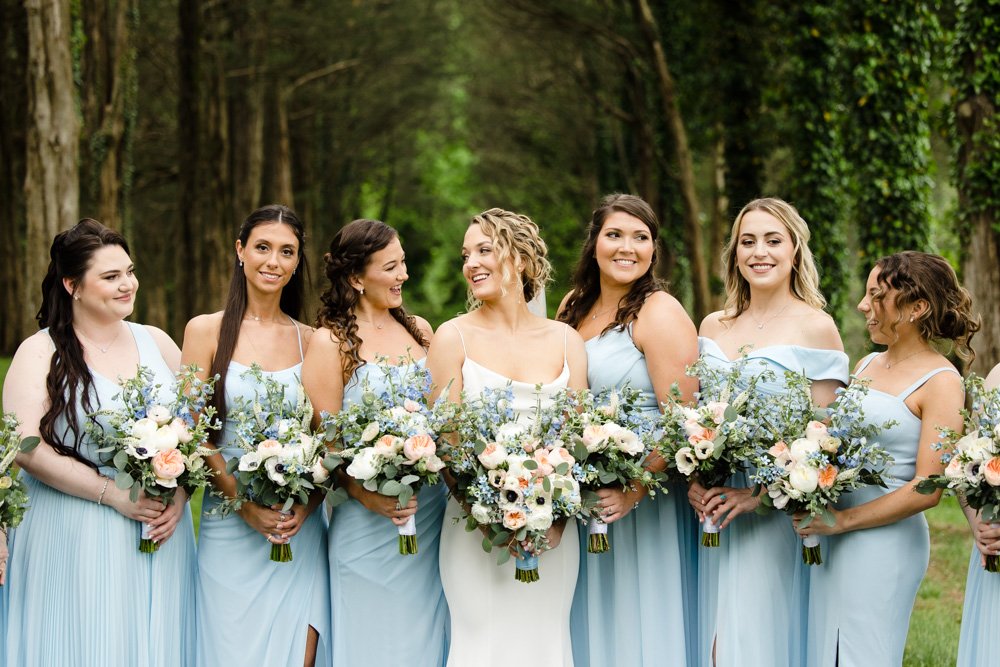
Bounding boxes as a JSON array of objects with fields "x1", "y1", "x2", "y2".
[
  {"x1": 208, "y1": 205, "x2": 309, "y2": 438},
  {"x1": 873, "y1": 251, "x2": 980, "y2": 365},
  {"x1": 558, "y1": 193, "x2": 665, "y2": 332},
  {"x1": 37, "y1": 219, "x2": 129, "y2": 468},
  {"x1": 315, "y1": 219, "x2": 428, "y2": 385}
]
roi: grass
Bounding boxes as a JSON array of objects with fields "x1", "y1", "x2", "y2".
[{"x1": 0, "y1": 356, "x2": 974, "y2": 657}]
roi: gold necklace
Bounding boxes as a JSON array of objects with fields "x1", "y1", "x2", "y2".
[
  {"x1": 590, "y1": 302, "x2": 619, "y2": 320},
  {"x1": 747, "y1": 302, "x2": 792, "y2": 330},
  {"x1": 882, "y1": 348, "x2": 929, "y2": 369},
  {"x1": 361, "y1": 313, "x2": 391, "y2": 330},
  {"x1": 75, "y1": 323, "x2": 124, "y2": 354}
]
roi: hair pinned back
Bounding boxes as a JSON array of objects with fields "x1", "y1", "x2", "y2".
[{"x1": 468, "y1": 208, "x2": 551, "y2": 309}]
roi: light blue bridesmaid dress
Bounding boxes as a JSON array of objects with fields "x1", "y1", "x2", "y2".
[
  {"x1": 196, "y1": 325, "x2": 330, "y2": 667},
  {"x1": 957, "y1": 543, "x2": 1000, "y2": 666},
  {"x1": 3, "y1": 323, "x2": 197, "y2": 666},
  {"x1": 807, "y1": 352, "x2": 958, "y2": 667},
  {"x1": 328, "y1": 361, "x2": 449, "y2": 667},
  {"x1": 570, "y1": 324, "x2": 697, "y2": 667},
  {"x1": 698, "y1": 338, "x2": 849, "y2": 667}
]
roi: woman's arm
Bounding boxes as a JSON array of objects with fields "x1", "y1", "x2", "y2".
[
  {"x1": 7, "y1": 334, "x2": 166, "y2": 524},
  {"x1": 797, "y1": 370, "x2": 964, "y2": 537}
]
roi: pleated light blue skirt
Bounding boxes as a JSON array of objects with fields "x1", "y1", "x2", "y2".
[
  {"x1": 957, "y1": 545, "x2": 1000, "y2": 667},
  {"x1": 4, "y1": 474, "x2": 197, "y2": 666}
]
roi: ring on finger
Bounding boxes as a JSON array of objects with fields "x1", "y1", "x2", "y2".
[{"x1": 719, "y1": 493, "x2": 727, "y2": 501}]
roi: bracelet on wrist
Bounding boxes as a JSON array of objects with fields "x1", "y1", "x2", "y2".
[{"x1": 97, "y1": 477, "x2": 111, "y2": 506}]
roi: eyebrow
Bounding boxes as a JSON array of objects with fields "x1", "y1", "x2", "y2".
[
  {"x1": 740, "y1": 231, "x2": 784, "y2": 238},
  {"x1": 100, "y1": 264, "x2": 134, "y2": 275}
]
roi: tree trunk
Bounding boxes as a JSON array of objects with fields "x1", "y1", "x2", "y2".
[
  {"x1": 631, "y1": 0, "x2": 709, "y2": 321},
  {"x1": 80, "y1": 0, "x2": 135, "y2": 232},
  {"x1": 0, "y1": 0, "x2": 28, "y2": 353},
  {"x1": 23, "y1": 0, "x2": 79, "y2": 333}
]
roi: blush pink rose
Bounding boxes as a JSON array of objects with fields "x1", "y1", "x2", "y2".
[
  {"x1": 152, "y1": 448, "x2": 186, "y2": 487},
  {"x1": 403, "y1": 434, "x2": 436, "y2": 463}
]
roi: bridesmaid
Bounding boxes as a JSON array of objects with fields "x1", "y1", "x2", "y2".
[
  {"x1": 957, "y1": 363, "x2": 1000, "y2": 667},
  {"x1": 427, "y1": 208, "x2": 588, "y2": 666},
  {"x1": 182, "y1": 205, "x2": 329, "y2": 667},
  {"x1": 559, "y1": 194, "x2": 699, "y2": 667},
  {"x1": 301, "y1": 219, "x2": 447, "y2": 667},
  {"x1": 687, "y1": 198, "x2": 848, "y2": 667},
  {"x1": 800, "y1": 251, "x2": 975, "y2": 667},
  {"x1": 2, "y1": 219, "x2": 196, "y2": 666}
]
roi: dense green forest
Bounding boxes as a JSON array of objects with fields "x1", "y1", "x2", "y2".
[{"x1": 1, "y1": 0, "x2": 997, "y2": 369}]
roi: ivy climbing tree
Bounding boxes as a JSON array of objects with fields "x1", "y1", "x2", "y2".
[
  {"x1": 782, "y1": 2, "x2": 851, "y2": 322},
  {"x1": 954, "y1": 0, "x2": 1000, "y2": 371},
  {"x1": 843, "y1": 0, "x2": 938, "y2": 274}
]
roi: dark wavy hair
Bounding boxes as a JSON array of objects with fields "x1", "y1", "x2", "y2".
[
  {"x1": 208, "y1": 205, "x2": 308, "y2": 438},
  {"x1": 37, "y1": 219, "x2": 129, "y2": 468},
  {"x1": 557, "y1": 193, "x2": 665, "y2": 332},
  {"x1": 873, "y1": 251, "x2": 981, "y2": 365},
  {"x1": 315, "y1": 219, "x2": 428, "y2": 385}
]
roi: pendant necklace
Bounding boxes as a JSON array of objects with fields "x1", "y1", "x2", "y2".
[
  {"x1": 76, "y1": 323, "x2": 123, "y2": 354},
  {"x1": 748, "y1": 302, "x2": 792, "y2": 330}
]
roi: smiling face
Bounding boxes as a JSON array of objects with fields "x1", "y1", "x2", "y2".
[
  {"x1": 735, "y1": 209, "x2": 795, "y2": 291},
  {"x1": 69, "y1": 244, "x2": 138, "y2": 321},
  {"x1": 594, "y1": 211, "x2": 654, "y2": 288},
  {"x1": 354, "y1": 236, "x2": 408, "y2": 310},
  {"x1": 462, "y1": 222, "x2": 514, "y2": 303},
  {"x1": 236, "y1": 222, "x2": 300, "y2": 294}
]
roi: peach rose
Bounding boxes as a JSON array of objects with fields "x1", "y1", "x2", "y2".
[
  {"x1": 983, "y1": 457, "x2": 1000, "y2": 486},
  {"x1": 151, "y1": 448, "x2": 185, "y2": 487},
  {"x1": 502, "y1": 508, "x2": 527, "y2": 530},
  {"x1": 374, "y1": 434, "x2": 402, "y2": 456},
  {"x1": 768, "y1": 441, "x2": 789, "y2": 457},
  {"x1": 403, "y1": 434, "x2": 436, "y2": 463},
  {"x1": 818, "y1": 464, "x2": 838, "y2": 489},
  {"x1": 687, "y1": 427, "x2": 716, "y2": 446}
]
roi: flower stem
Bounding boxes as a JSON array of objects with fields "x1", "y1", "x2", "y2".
[
  {"x1": 588, "y1": 533, "x2": 610, "y2": 553},
  {"x1": 139, "y1": 538, "x2": 159, "y2": 553},
  {"x1": 270, "y1": 543, "x2": 293, "y2": 563},
  {"x1": 399, "y1": 534, "x2": 418, "y2": 555},
  {"x1": 802, "y1": 544, "x2": 823, "y2": 565},
  {"x1": 986, "y1": 554, "x2": 999, "y2": 573},
  {"x1": 701, "y1": 532, "x2": 719, "y2": 548}
]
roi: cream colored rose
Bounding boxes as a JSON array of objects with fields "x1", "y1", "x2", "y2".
[
  {"x1": 496, "y1": 422, "x2": 527, "y2": 445},
  {"x1": 470, "y1": 503, "x2": 491, "y2": 523},
  {"x1": 805, "y1": 421, "x2": 829, "y2": 443},
  {"x1": 502, "y1": 508, "x2": 527, "y2": 530},
  {"x1": 705, "y1": 401, "x2": 728, "y2": 425},
  {"x1": 582, "y1": 424, "x2": 611, "y2": 452},
  {"x1": 147, "y1": 405, "x2": 172, "y2": 426},
  {"x1": 788, "y1": 464, "x2": 819, "y2": 494},
  {"x1": 346, "y1": 447, "x2": 380, "y2": 481},
  {"x1": 423, "y1": 455, "x2": 445, "y2": 473},
  {"x1": 526, "y1": 507, "x2": 553, "y2": 531},
  {"x1": 169, "y1": 418, "x2": 194, "y2": 444},
  {"x1": 478, "y1": 442, "x2": 508, "y2": 470},
  {"x1": 790, "y1": 437, "x2": 819, "y2": 462},
  {"x1": 131, "y1": 417, "x2": 158, "y2": 441},
  {"x1": 257, "y1": 439, "x2": 283, "y2": 459},
  {"x1": 310, "y1": 457, "x2": 330, "y2": 484},
  {"x1": 374, "y1": 434, "x2": 402, "y2": 457},
  {"x1": 149, "y1": 426, "x2": 179, "y2": 452},
  {"x1": 819, "y1": 436, "x2": 841, "y2": 454},
  {"x1": 360, "y1": 422, "x2": 381, "y2": 443}
]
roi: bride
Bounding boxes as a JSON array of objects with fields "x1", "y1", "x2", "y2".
[{"x1": 427, "y1": 208, "x2": 588, "y2": 666}]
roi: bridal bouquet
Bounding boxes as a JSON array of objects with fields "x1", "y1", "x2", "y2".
[
  {"x1": 0, "y1": 413, "x2": 39, "y2": 534},
  {"x1": 91, "y1": 366, "x2": 219, "y2": 552},
  {"x1": 752, "y1": 376, "x2": 893, "y2": 564},
  {"x1": 224, "y1": 365, "x2": 331, "y2": 562},
  {"x1": 441, "y1": 386, "x2": 583, "y2": 583},
  {"x1": 659, "y1": 355, "x2": 774, "y2": 547},
  {"x1": 323, "y1": 361, "x2": 445, "y2": 555},
  {"x1": 556, "y1": 386, "x2": 661, "y2": 553},
  {"x1": 917, "y1": 374, "x2": 1000, "y2": 572}
]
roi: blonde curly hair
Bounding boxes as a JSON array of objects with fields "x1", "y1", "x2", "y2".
[
  {"x1": 467, "y1": 208, "x2": 552, "y2": 309},
  {"x1": 721, "y1": 197, "x2": 827, "y2": 321}
]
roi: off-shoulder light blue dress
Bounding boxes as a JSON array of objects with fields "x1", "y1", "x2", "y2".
[
  {"x1": 698, "y1": 338, "x2": 849, "y2": 667},
  {"x1": 3, "y1": 323, "x2": 197, "y2": 667},
  {"x1": 570, "y1": 324, "x2": 696, "y2": 667},
  {"x1": 957, "y1": 543, "x2": 1000, "y2": 666},
  {"x1": 196, "y1": 325, "x2": 330, "y2": 667},
  {"x1": 328, "y1": 361, "x2": 449, "y2": 667},
  {"x1": 807, "y1": 352, "x2": 958, "y2": 667}
]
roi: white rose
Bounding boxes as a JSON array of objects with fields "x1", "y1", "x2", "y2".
[
  {"x1": 264, "y1": 456, "x2": 288, "y2": 486},
  {"x1": 257, "y1": 439, "x2": 283, "y2": 459},
  {"x1": 423, "y1": 455, "x2": 445, "y2": 473},
  {"x1": 150, "y1": 425, "x2": 179, "y2": 452},
  {"x1": 147, "y1": 405, "x2": 172, "y2": 426},
  {"x1": 388, "y1": 406, "x2": 410, "y2": 421},
  {"x1": 805, "y1": 421, "x2": 829, "y2": 443},
  {"x1": 310, "y1": 457, "x2": 330, "y2": 484},
  {"x1": 470, "y1": 503, "x2": 491, "y2": 524},
  {"x1": 345, "y1": 448, "x2": 381, "y2": 481},
  {"x1": 693, "y1": 439, "x2": 715, "y2": 460},
  {"x1": 789, "y1": 437, "x2": 819, "y2": 462},
  {"x1": 169, "y1": 418, "x2": 194, "y2": 444},
  {"x1": 611, "y1": 426, "x2": 644, "y2": 456},
  {"x1": 582, "y1": 424, "x2": 611, "y2": 452},
  {"x1": 819, "y1": 436, "x2": 841, "y2": 454},
  {"x1": 130, "y1": 418, "x2": 158, "y2": 441},
  {"x1": 788, "y1": 464, "x2": 819, "y2": 494},
  {"x1": 360, "y1": 422, "x2": 381, "y2": 443},
  {"x1": 238, "y1": 451, "x2": 262, "y2": 472},
  {"x1": 478, "y1": 442, "x2": 508, "y2": 470},
  {"x1": 526, "y1": 507, "x2": 554, "y2": 531},
  {"x1": 675, "y1": 447, "x2": 698, "y2": 476}
]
